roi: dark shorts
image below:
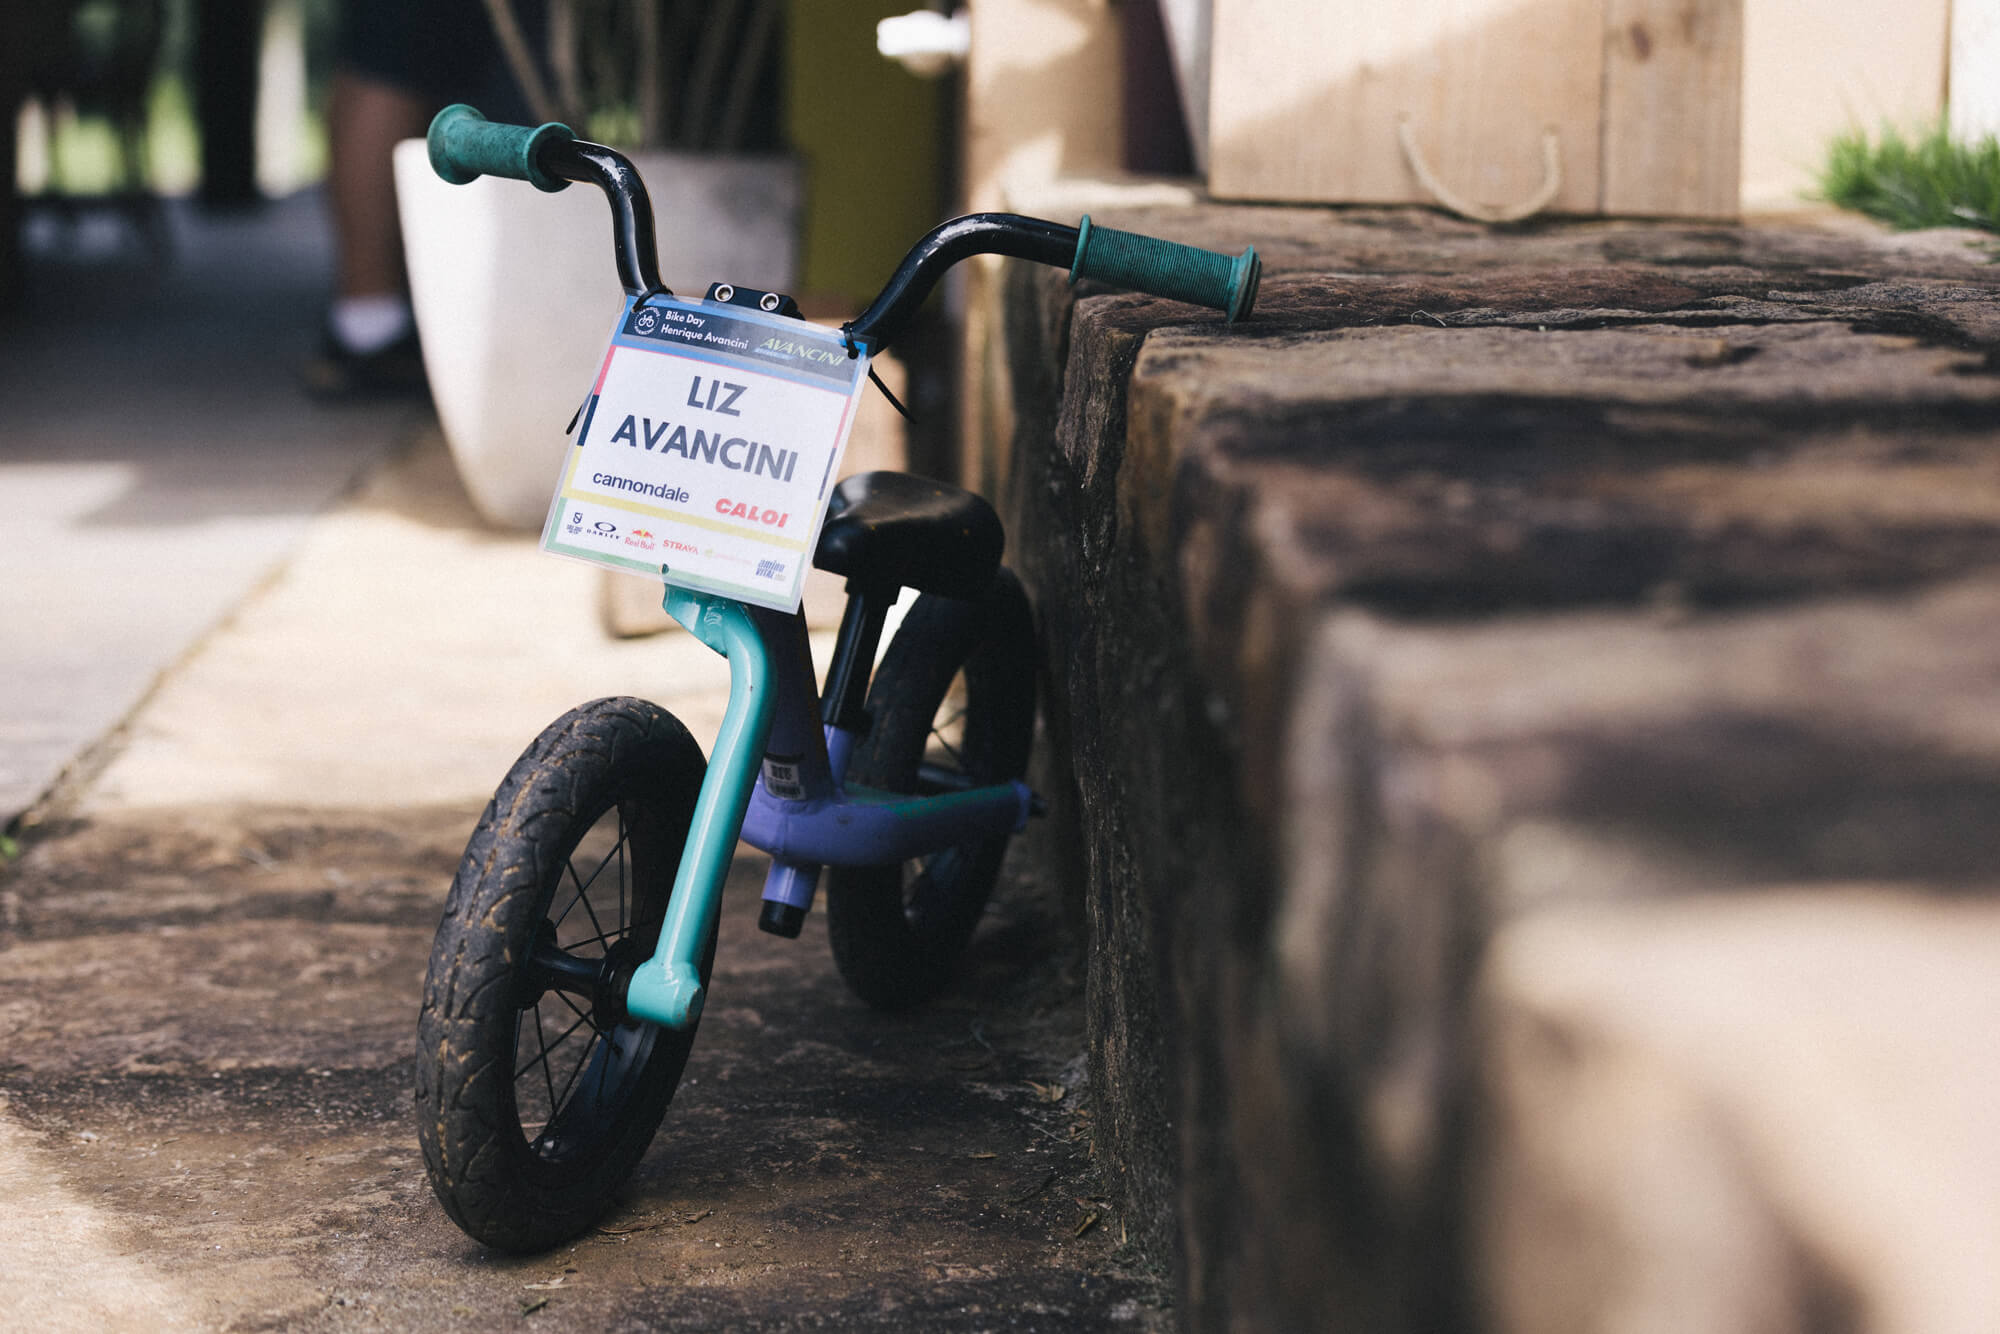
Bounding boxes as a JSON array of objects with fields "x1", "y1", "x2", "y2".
[{"x1": 337, "y1": 0, "x2": 544, "y2": 121}]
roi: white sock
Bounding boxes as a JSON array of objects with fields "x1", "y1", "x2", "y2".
[{"x1": 330, "y1": 294, "x2": 414, "y2": 355}]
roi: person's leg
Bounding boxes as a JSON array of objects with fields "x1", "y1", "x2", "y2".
[
  {"x1": 310, "y1": 0, "x2": 433, "y2": 391},
  {"x1": 312, "y1": 0, "x2": 529, "y2": 392},
  {"x1": 317, "y1": 67, "x2": 430, "y2": 377},
  {"x1": 327, "y1": 68, "x2": 426, "y2": 305}
]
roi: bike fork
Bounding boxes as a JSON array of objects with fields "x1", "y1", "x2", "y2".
[{"x1": 620, "y1": 587, "x2": 782, "y2": 1030}]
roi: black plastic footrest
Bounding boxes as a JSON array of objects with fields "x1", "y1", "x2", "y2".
[{"x1": 758, "y1": 900, "x2": 807, "y2": 938}]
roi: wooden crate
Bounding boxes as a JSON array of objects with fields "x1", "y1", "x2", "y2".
[
  {"x1": 1209, "y1": 0, "x2": 1744, "y2": 219},
  {"x1": 1209, "y1": 0, "x2": 1956, "y2": 218}
]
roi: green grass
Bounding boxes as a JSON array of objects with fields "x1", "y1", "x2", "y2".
[{"x1": 1819, "y1": 123, "x2": 2000, "y2": 232}]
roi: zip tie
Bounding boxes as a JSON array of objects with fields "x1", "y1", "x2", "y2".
[{"x1": 868, "y1": 365, "x2": 912, "y2": 421}]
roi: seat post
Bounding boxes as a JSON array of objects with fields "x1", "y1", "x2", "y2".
[{"x1": 820, "y1": 581, "x2": 896, "y2": 733}]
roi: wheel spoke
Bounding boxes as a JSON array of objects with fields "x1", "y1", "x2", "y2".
[
  {"x1": 555, "y1": 826, "x2": 629, "y2": 937},
  {"x1": 570, "y1": 876, "x2": 609, "y2": 953},
  {"x1": 577, "y1": 823, "x2": 627, "y2": 898},
  {"x1": 515, "y1": 1009, "x2": 594, "y2": 1084},
  {"x1": 516, "y1": 837, "x2": 637, "y2": 1145},
  {"x1": 559, "y1": 925, "x2": 624, "y2": 953},
  {"x1": 928, "y1": 693, "x2": 969, "y2": 770},
  {"x1": 551, "y1": 988, "x2": 604, "y2": 1035},
  {"x1": 561, "y1": 840, "x2": 616, "y2": 948},
  {"x1": 928, "y1": 727, "x2": 967, "y2": 771}
]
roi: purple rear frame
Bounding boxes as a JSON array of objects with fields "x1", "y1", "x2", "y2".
[{"x1": 738, "y1": 605, "x2": 1031, "y2": 915}]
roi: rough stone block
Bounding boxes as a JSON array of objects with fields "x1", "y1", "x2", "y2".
[
  {"x1": 1477, "y1": 894, "x2": 2000, "y2": 1334},
  {"x1": 989, "y1": 203, "x2": 2000, "y2": 1332}
]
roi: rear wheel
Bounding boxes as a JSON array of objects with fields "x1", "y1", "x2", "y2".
[
  {"x1": 825, "y1": 568, "x2": 1036, "y2": 1009},
  {"x1": 416, "y1": 697, "x2": 710, "y2": 1252}
]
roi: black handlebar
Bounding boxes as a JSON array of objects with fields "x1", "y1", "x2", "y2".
[
  {"x1": 536, "y1": 137, "x2": 670, "y2": 298},
  {"x1": 844, "y1": 213, "x2": 1078, "y2": 347},
  {"x1": 425, "y1": 104, "x2": 1259, "y2": 349}
]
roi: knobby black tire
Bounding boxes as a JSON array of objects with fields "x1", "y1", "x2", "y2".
[
  {"x1": 416, "y1": 697, "x2": 710, "y2": 1252},
  {"x1": 825, "y1": 567, "x2": 1036, "y2": 1009}
]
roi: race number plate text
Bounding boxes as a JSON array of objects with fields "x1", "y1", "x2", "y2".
[{"x1": 542, "y1": 295, "x2": 871, "y2": 612}]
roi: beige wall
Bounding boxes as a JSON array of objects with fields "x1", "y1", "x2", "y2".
[
  {"x1": 1952, "y1": 0, "x2": 2000, "y2": 138},
  {"x1": 1741, "y1": 0, "x2": 1949, "y2": 209},
  {"x1": 963, "y1": 0, "x2": 1123, "y2": 212}
]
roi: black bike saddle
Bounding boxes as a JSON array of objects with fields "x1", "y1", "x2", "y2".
[{"x1": 813, "y1": 471, "x2": 1003, "y2": 600}]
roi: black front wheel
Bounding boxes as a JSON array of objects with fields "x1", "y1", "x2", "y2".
[
  {"x1": 825, "y1": 568, "x2": 1036, "y2": 1009},
  {"x1": 416, "y1": 697, "x2": 710, "y2": 1252}
]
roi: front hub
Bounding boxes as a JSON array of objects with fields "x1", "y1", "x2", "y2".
[{"x1": 522, "y1": 922, "x2": 644, "y2": 1030}]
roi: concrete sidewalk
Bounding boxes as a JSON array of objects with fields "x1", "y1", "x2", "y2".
[
  {"x1": 77, "y1": 430, "x2": 738, "y2": 815},
  {"x1": 0, "y1": 193, "x2": 412, "y2": 827}
]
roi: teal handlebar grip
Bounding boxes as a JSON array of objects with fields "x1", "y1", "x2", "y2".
[
  {"x1": 426, "y1": 104, "x2": 575, "y2": 193},
  {"x1": 1069, "y1": 216, "x2": 1261, "y2": 322}
]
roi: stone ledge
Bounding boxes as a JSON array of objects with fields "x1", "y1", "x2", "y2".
[
  {"x1": 988, "y1": 203, "x2": 2000, "y2": 1333},
  {"x1": 1479, "y1": 892, "x2": 2000, "y2": 1334}
]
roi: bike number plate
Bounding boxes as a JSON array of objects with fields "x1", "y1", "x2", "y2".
[{"x1": 541, "y1": 294, "x2": 872, "y2": 613}]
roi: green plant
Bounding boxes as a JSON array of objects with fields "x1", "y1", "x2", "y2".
[{"x1": 1818, "y1": 123, "x2": 2000, "y2": 233}]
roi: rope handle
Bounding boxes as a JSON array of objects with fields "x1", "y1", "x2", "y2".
[{"x1": 1396, "y1": 115, "x2": 1562, "y2": 224}]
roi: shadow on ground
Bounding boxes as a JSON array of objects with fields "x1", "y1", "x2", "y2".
[{"x1": 0, "y1": 807, "x2": 1166, "y2": 1331}]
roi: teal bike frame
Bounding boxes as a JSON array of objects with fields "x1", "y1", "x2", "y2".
[
  {"x1": 622, "y1": 587, "x2": 1032, "y2": 1031},
  {"x1": 622, "y1": 590, "x2": 771, "y2": 1030}
]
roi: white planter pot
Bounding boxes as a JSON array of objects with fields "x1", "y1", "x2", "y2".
[{"x1": 393, "y1": 141, "x2": 802, "y2": 529}]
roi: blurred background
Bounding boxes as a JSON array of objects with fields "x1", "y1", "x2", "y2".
[
  {"x1": 0, "y1": 0, "x2": 1200, "y2": 833},
  {"x1": 0, "y1": 1, "x2": 967, "y2": 372},
  {"x1": 0, "y1": 0, "x2": 958, "y2": 286},
  {"x1": 0, "y1": 0, "x2": 1205, "y2": 505}
]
